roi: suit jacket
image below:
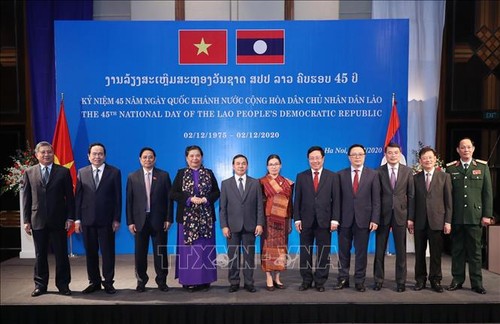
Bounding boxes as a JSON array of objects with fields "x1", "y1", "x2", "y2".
[
  {"x1": 338, "y1": 167, "x2": 381, "y2": 228},
  {"x1": 126, "y1": 167, "x2": 173, "y2": 232},
  {"x1": 75, "y1": 164, "x2": 122, "y2": 227},
  {"x1": 378, "y1": 164, "x2": 415, "y2": 226},
  {"x1": 22, "y1": 163, "x2": 75, "y2": 230},
  {"x1": 446, "y1": 159, "x2": 493, "y2": 225},
  {"x1": 293, "y1": 169, "x2": 339, "y2": 228},
  {"x1": 170, "y1": 167, "x2": 220, "y2": 224},
  {"x1": 219, "y1": 176, "x2": 264, "y2": 232},
  {"x1": 411, "y1": 170, "x2": 452, "y2": 231}
]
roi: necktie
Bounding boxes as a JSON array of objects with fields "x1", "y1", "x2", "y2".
[
  {"x1": 238, "y1": 177, "x2": 244, "y2": 197},
  {"x1": 94, "y1": 169, "x2": 100, "y2": 189},
  {"x1": 353, "y1": 169, "x2": 359, "y2": 194},
  {"x1": 464, "y1": 163, "x2": 468, "y2": 171},
  {"x1": 425, "y1": 173, "x2": 431, "y2": 192},
  {"x1": 390, "y1": 167, "x2": 396, "y2": 190},
  {"x1": 313, "y1": 171, "x2": 319, "y2": 192},
  {"x1": 42, "y1": 167, "x2": 49, "y2": 185},
  {"x1": 145, "y1": 172, "x2": 151, "y2": 212}
]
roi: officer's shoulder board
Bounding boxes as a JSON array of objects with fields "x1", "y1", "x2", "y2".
[
  {"x1": 475, "y1": 159, "x2": 488, "y2": 165},
  {"x1": 446, "y1": 160, "x2": 459, "y2": 167}
]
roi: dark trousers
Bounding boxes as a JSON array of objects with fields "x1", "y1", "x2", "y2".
[
  {"x1": 299, "y1": 225, "x2": 331, "y2": 287},
  {"x1": 338, "y1": 223, "x2": 370, "y2": 284},
  {"x1": 32, "y1": 227, "x2": 71, "y2": 290},
  {"x1": 82, "y1": 225, "x2": 115, "y2": 285},
  {"x1": 227, "y1": 230, "x2": 256, "y2": 286},
  {"x1": 414, "y1": 226, "x2": 443, "y2": 283},
  {"x1": 451, "y1": 224, "x2": 483, "y2": 288},
  {"x1": 374, "y1": 214, "x2": 407, "y2": 284},
  {"x1": 134, "y1": 219, "x2": 168, "y2": 286}
]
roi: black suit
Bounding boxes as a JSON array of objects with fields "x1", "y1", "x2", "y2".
[
  {"x1": 411, "y1": 170, "x2": 452, "y2": 284},
  {"x1": 220, "y1": 176, "x2": 264, "y2": 286},
  {"x1": 126, "y1": 167, "x2": 173, "y2": 287},
  {"x1": 374, "y1": 164, "x2": 414, "y2": 285},
  {"x1": 293, "y1": 169, "x2": 339, "y2": 287},
  {"x1": 22, "y1": 163, "x2": 75, "y2": 291},
  {"x1": 75, "y1": 164, "x2": 122, "y2": 286},
  {"x1": 337, "y1": 167, "x2": 380, "y2": 284}
]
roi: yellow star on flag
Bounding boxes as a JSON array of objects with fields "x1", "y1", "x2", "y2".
[{"x1": 194, "y1": 38, "x2": 212, "y2": 56}]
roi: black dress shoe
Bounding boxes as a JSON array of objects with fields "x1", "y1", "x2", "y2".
[
  {"x1": 298, "y1": 282, "x2": 311, "y2": 291},
  {"x1": 333, "y1": 279, "x2": 349, "y2": 290},
  {"x1": 431, "y1": 281, "x2": 443, "y2": 293},
  {"x1": 244, "y1": 284, "x2": 256, "y2": 293},
  {"x1": 316, "y1": 286, "x2": 325, "y2": 292},
  {"x1": 355, "y1": 283, "x2": 366, "y2": 292},
  {"x1": 413, "y1": 281, "x2": 426, "y2": 291},
  {"x1": 59, "y1": 287, "x2": 72, "y2": 296},
  {"x1": 31, "y1": 288, "x2": 46, "y2": 297},
  {"x1": 103, "y1": 284, "x2": 116, "y2": 294},
  {"x1": 228, "y1": 284, "x2": 239, "y2": 293},
  {"x1": 471, "y1": 286, "x2": 486, "y2": 294},
  {"x1": 82, "y1": 284, "x2": 101, "y2": 294},
  {"x1": 273, "y1": 281, "x2": 285, "y2": 289},
  {"x1": 158, "y1": 284, "x2": 169, "y2": 292},
  {"x1": 136, "y1": 285, "x2": 146, "y2": 293},
  {"x1": 447, "y1": 282, "x2": 463, "y2": 291},
  {"x1": 373, "y1": 282, "x2": 382, "y2": 291},
  {"x1": 396, "y1": 284, "x2": 405, "y2": 292}
]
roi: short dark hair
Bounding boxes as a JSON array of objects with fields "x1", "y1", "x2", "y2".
[
  {"x1": 266, "y1": 154, "x2": 281, "y2": 165},
  {"x1": 457, "y1": 137, "x2": 474, "y2": 147},
  {"x1": 385, "y1": 142, "x2": 401, "y2": 152},
  {"x1": 348, "y1": 144, "x2": 366, "y2": 155},
  {"x1": 418, "y1": 146, "x2": 436, "y2": 158},
  {"x1": 88, "y1": 142, "x2": 106, "y2": 155},
  {"x1": 232, "y1": 154, "x2": 248, "y2": 164},
  {"x1": 307, "y1": 146, "x2": 324, "y2": 158},
  {"x1": 139, "y1": 147, "x2": 156, "y2": 157},
  {"x1": 185, "y1": 145, "x2": 203, "y2": 157}
]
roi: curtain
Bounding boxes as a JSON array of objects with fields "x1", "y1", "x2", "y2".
[
  {"x1": 372, "y1": 1, "x2": 446, "y2": 165},
  {"x1": 26, "y1": 0, "x2": 93, "y2": 143}
]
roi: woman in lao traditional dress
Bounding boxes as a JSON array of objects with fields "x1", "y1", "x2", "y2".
[
  {"x1": 260, "y1": 154, "x2": 294, "y2": 291},
  {"x1": 170, "y1": 145, "x2": 220, "y2": 292}
]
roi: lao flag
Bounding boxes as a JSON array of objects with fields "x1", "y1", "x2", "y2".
[
  {"x1": 382, "y1": 98, "x2": 406, "y2": 165},
  {"x1": 52, "y1": 100, "x2": 77, "y2": 236},
  {"x1": 179, "y1": 30, "x2": 227, "y2": 65},
  {"x1": 236, "y1": 30, "x2": 285, "y2": 64}
]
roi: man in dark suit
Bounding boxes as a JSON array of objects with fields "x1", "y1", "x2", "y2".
[
  {"x1": 75, "y1": 143, "x2": 122, "y2": 294},
  {"x1": 446, "y1": 138, "x2": 493, "y2": 294},
  {"x1": 293, "y1": 146, "x2": 339, "y2": 292},
  {"x1": 220, "y1": 154, "x2": 264, "y2": 293},
  {"x1": 126, "y1": 147, "x2": 173, "y2": 292},
  {"x1": 408, "y1": 146, "x2": 451, "y2": 293},
  {"x1": 335, "y1": 144, "x2": 380, "y2": 292},
  {"x1": 22, "y1": 141, "x2": 74, "y2": 297},
  {"x1": 374, "y1": 142, "x2": 414, "y2": 292}
]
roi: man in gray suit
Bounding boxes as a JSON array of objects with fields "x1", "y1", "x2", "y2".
[
  {"x1": 294, "y1": 146, "x2": 339, "y2": 292},
  {"x1": 126, "y1": 147, "x2": 173, "y2": 292},
  {"x1": 220, "y1": 154, "x2": 264, "y2": 293},
  {"x1": 335, "y1": 144, "x2": 380, "y2": 292},
  {"x1": 374, "y1": 142, "x2": 414, "y2": 292},
  {"x1": 22, "y1": 141, "x2": 75, "y2": 297},
  {"x1": 408, "y1": 146, "x2": 452, "y2": 293},
  {"x1": 75, "y1": 143, "x2": 122, "y2": 294}
]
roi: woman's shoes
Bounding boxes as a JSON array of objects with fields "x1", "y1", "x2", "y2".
[
  {"x1": 273, "y1": 281, "x2": 285, "y2": 289},
  {"x1": 266, "y1": 285, "x2": 275, "y2": 291}
]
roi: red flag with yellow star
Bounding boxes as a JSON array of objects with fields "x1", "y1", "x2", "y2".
[
  {"x1": 179, "y1": 30, "x2": 227, "y2": 65},
  {"x1": 52, "y1": 99, "x2": 77, "y2": 236}
]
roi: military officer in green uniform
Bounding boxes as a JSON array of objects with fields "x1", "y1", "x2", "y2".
[{"x1": 446, "y1": 138, "x2": 493, "y2": 294}]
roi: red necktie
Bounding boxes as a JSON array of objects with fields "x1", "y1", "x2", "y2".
[
  {"x1": 353, "y1": 169, "x2": 359, "y2": 194},
  {"x1": 313, "y1": 171, "x2": 319, "y2": 192},
  {"x1": 426, "y1": 173, "x2": 431, "y2": 192}
]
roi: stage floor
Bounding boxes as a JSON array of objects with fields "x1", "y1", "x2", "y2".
[{"x1": 1, "y1": 253, "x2": 499, "y2": 305}]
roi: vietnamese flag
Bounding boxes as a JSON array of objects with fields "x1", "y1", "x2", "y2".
[
  {"x1": 52, "y1": 99, "x2": 77, "y2": 236},
  {"x1": 179, "y1": 30, "x2": 227, "y2": 65},
  {"x1": 236, "y1": 29, "x2": 285, "y2": 64}
]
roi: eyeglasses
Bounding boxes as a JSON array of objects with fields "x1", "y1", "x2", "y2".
[
  {"x1": 349, "y1": 153, "x2": 365, "y2": 157},
  {"x1": 308, "y1": 156, "x2": 323, "y2": 161}
]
